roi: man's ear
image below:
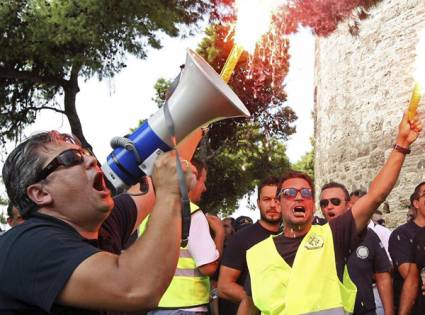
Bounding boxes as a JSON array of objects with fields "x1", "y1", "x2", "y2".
[
  {"x1": 26, "y1": 183, "x2": 53, "y2": 207},
  {"x1": 413, "y1": 199, "x2": 419, "y2": 210}
]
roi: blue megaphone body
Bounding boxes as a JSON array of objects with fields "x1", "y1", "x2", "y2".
[{"x1": 102, "y1": 49, "x2": 250, "y2": 190}]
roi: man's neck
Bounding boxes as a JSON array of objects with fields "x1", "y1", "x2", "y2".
[
  {"x1": 283, "y1": 222, "x2": 311, "y2": 238},
  {"x1": 414, "y1": 215, "x2": 425, "y2": 227},
  {"x1": 38, "y1": 209, "x2": 101, "y2": 239},
  {"x1": 258, "y1": 220, "x2": 281, "y2": 233}
]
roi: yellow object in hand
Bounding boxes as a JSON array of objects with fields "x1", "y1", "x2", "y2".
[{"x1": 408, "y1": 83, "x2": 422, "y2": 121}]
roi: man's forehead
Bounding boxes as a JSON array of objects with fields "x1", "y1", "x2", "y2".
[
  {"x1": 281, "y1": 177, "x2": 311, "y2": 188},
  {"x1": 37, "y1": 142, "x2": 80, "y2": 163},
  {"x1": 320, "y1": 187, "x2": 346, "y2": 198},
  {"x1": 260, "y1": 185, "x2": 277, "y2": 195}
]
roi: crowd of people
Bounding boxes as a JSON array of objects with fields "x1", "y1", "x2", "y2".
[{"x1": 0, "y1": 111, "x2": 424, "y2": 315}]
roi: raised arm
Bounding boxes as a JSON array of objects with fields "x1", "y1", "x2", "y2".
[
  {"x1": 352, "y1": 112, "x2": 422, "y2": 233},
  {"x1": 57, "y1": 152, "x2": 194, "y2": 311}
]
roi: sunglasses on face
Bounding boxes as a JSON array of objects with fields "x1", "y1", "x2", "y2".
[
  {"x1": 278, "y1": 188, "x2": 313, "y2": 200},
  {"x1": 319, "y1": 198, "x2": 342, "y2": 208},
  {"x1": 35, "y1": 148, "x2": 92, "y2": 183}
]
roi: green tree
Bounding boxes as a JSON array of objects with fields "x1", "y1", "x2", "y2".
[
  {"x1": 151, "y1": 24, "x2": 296, "y2": 215},
  {"x1": 0, "y1": 0, "x2": 210, "y2": 149},
  {"x1": 201, "y1": 125, "x2": 291, "y2": 216},
  {"x1": 292, "y1": 148, "x2": 314, "y2": 179}
]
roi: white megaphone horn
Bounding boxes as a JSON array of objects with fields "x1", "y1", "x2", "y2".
[{"x1": 102, "y1": 49, "x2": 251, "y2": 190}]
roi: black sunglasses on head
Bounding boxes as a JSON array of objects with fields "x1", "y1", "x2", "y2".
[
  {"x1": 34, "y1": 148, "x2": 91, "y2": 183},
  {"x1": 278, "y1": 188, "x2": 313, "y2": 200},
  {"x1": 319, "y1": 198, "x2": 342, "y2": 208}
]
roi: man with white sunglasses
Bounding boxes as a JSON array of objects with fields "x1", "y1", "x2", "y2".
[{"x1": 240, "y1": 112, "x2": 421, "y2": 315}]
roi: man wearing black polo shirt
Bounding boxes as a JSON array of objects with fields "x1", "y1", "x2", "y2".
[
  {"x1": 398, "y1": 227, "x2": 425, "y2": 315},
  {"x1": 217, "y1": 176, "x2": 282, "y2": 314},
  {"x1": 0, "y1": 131, "x2": 194, "y2": 315},
  {"x1": 320, "y1": 182, "x2": 393, "y2": 315},
  {"x1": 389, "y1": 181, "x2": 425, "y2": 313},
  {"x1": 397, "y1": 183, "x2": 425, "y2": 315}
]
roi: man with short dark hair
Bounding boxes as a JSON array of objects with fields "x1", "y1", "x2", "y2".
[
  {"x1": 389, "y1": 182, "x2": 425, "y2": 314},
  {"x1": 243, "y1": 113, "x2": 421, "y2": 314},
  {"x1": 218, "y1": 176, "x2": 282, "y2": 314},
  {"x1": 320, "y1": 182, "x2": 393, "y2": 315},
  {"x1": 0, "y1": 131, "x2": 194, "y2": 314}
]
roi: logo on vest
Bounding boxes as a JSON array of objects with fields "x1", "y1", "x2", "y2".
[
  {"x1": 356, "y1": 246, "x2": 369, "y2": 259},
  {"x1": 304, "y1": 233, "x2": 324, "y2": 250}
]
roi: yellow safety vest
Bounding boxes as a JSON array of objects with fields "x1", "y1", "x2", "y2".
[
  {"x1": 247, "y1": 224, "x2": 357, "y2": 315},
  {"x1": 139, "y1": 202, "x2": 210, "y2": 309}
]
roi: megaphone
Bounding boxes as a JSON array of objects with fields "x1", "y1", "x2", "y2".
[{"x1": 102, "y1": 49, "x2": 250, "y2": 190}]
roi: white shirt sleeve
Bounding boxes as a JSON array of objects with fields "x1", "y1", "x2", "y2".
[{"x1": 188, "y1": 210, "x2": 220, "y2": 267}]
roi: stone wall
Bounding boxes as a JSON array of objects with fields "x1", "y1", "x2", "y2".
[{"x1": 314, "y1": 0, "x2": 425, "y2": 227}]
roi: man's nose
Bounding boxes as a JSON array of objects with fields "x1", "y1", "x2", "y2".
[
  {"x1": 271, "y1": 199, "x2": 279, "y2": 206},
  {"x1": 294, "y1": 190, "x2": 303, "y2": 200},
  {"x1": 84, "y1": 154, "x2": 98, "y2": 168}
]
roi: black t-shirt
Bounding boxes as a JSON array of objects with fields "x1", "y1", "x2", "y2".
[
  {"x1": 222, "y1": 221, "x2": 281, "y2": 285},
  {"x1": 348, "y1": 229, "x2": 392, "y2": 314},
  {"x1": 389, "y1": 221, "x2": 422, "y2": 310},
  {"x1": 410, "y1": 227, "x2": 425, "y2": 314},
  {"x1": 245, "y1": 210, "x2": 364, "y2": 296},
  {"x1": 220, "y1": 221, "x2": 280, "y2": 315},
  {"x1": 0, "y1": 193, "x2": 137, "y2": 315}
]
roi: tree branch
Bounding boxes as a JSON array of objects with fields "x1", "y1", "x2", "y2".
[
  {"x1": 0, "y1": 66, "x2": 69, "y2": 88},
  {"x1": 28, "y1": 106, "x2": 66, "y2": 115}
]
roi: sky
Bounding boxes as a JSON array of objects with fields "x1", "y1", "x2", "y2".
[{"x1": 0, "y1": 26, "x2": 314, "y2": 228}]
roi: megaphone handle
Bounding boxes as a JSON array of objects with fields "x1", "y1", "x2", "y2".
[{"x1": 163, "y1": 100, "x2": 191, "y2": 247}]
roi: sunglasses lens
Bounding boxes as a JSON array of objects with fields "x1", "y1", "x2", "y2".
[
  {"x1": 300, "y1": 188, "x2": 313, "y2": 199},
  {"x1": 59, "y1": 150, "x2": 84, "y2": 166},
  {"x1": 284, "y1": 188, "x2": 298, "y2": 199},
  {"x1": 320, "y1": 198, "x2": 342, "y2": 208},
  {"x1": 330, "y1": 198, "x2": 341, "y2": 206},
  {"x1": 319, "y1": 200, "x2": 329, "y2": 208}
]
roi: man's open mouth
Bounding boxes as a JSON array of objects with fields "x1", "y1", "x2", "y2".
[
  {"x1": 93, "y1": 172, "x2": 107, "y2": 191},
  {"x1": 293, "y1": 206, "x2": 306, "y2": 217}
]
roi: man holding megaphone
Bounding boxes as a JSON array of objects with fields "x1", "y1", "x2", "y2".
[
  {"x1": 0, "y1": 131, "x2": 196, "y2": 314},
  {"x1": 0, "y1": 49, "x2": 250, "y2": 315}
]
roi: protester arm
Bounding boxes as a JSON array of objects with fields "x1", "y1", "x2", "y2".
[
  {"x1": 375, "y1": 272, "x2": 394, "y2": 315},
  {"x1": 398, "y1": 263, "x2": 413, "y2": 279},
  {"x1": 237, "y1": 297, "x2": 260, "y2": 315},
  {"x1": 352, "y1": 112, "x2": 422, "y2": 233},
  {"x1": 399, "y1": 264, "x2": 419, "y2": 315},
  {"x1": 56, "y1": 152, "x2": 191, "y2": 311},
  {"x1": 198, "y1": 215, "x2": 225, "y2": 276},
  {"x1": 218, "y1": 266, "x2": 246, "y2": 302}
]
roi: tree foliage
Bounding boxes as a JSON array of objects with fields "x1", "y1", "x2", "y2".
[
  {"x1": 152, "y1": 23, "x2": 295, "y2": 214},
  {"x1": 0, "y1": 0, "x2": 211, "y2": 149},
  {"x1": 278, "y1": 0, "x2": 384, "y2": 36},
  {"x1": 292, "y1": 148, "x2": 315, "y2": 179},
  {"x1": 201, "y1": 125, "x2": 291, "y2": 216}
]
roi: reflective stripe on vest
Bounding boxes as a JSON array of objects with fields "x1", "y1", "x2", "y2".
[
  {"x1": 139, "y1": 202, "x2": 210, "y2": 308},
  {"x1": 247, "y1": 224, "x2": 357, "y2": 315}
]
